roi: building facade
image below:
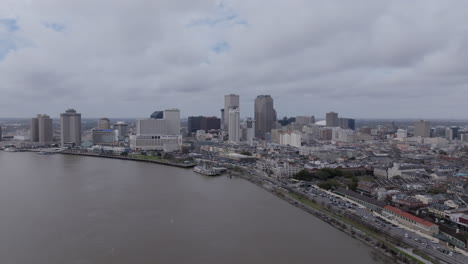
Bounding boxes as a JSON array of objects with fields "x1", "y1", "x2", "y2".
[
  {"x1": 98, "y1": 118, "x2": 110, "y2": 130},
  {"x1": 60, "y1": 109, "x2": 82, "y2": 147},
  {"x1": 326, "y1": 112, "x2": 339, "y2": 127},
  {"x1": 92, "y1": 129, "x2": 116, "y2": 146},
  {"x1": 414, "y1": 120, "x2": 431, "y2": 137},
  {"x1": 254, "y1": 95, "x2": 276, "y2": 137},
  {"x1": 224, "y1": 94, "x2": 240, "y2": 130},
  {"x1": 228, "y1": 108, "x2": 240, "y2": 143}
]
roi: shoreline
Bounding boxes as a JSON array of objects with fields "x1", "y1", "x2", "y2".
[
  {"x1": 235, "y1": 172, "x2": 437, "y2": 264},
  {"x1": 26, "y1": 150, "x2": 196, "y2": 169}
]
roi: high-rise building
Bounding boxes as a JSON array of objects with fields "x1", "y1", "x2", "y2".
[
  {"x1": 295, "y1": 116, "x2": 315, "y2": 126},
  {"x1": 242, "y1": 118, "x2": 255, "y2": 145},
  {"x1": 98, "y1": 118, "x2": 110, "y2": 130},
  {"x1": 337, "y1": 118, "x2": 356, "y2": 130},
  {"x1": 228, "y1": 108, "x2": 240, "y2": 143},
  {"x1": 30, "y1": 116, "x2": 39, "y2": 142},
  {"x1": 326, "y1": 112, "x2": 339, "y2": 127},
  {"x1": 220, "y1": 109, "x2": 225, "y2": 130},
  {"x1": 414, "y1": 120, "x2": 431, "y2": 138},
  {"x1": 31, "y1": 114, "x2": 53, "y2": 144},
  {"x1": 114, "y1": 122, "x2": 129, "y2": 141},
  {"x1": 130, "y1": 109, "x2": 182, "y2": 151},
  {"x1": 60, "y1": 109, "x2": 82, "y2": 147},
  {"x1": 150, "y1": 111, "x2": 164, "y2": 119},
  {"x1": 254, "y1": 95, "x2": 276, "y2": 137},
  {"x1": 188, "y1": 116, "x2": 221, "y2": 134},
  {"x1": 224, "y1": 94, "x2": 239, "y2": 130}
]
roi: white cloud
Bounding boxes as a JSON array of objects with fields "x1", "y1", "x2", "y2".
[{"x1": 0, "y1": 0, "x2": 467, "y2": 118}]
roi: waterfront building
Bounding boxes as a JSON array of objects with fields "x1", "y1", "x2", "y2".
[
  {"x1": 228, "y1": 108, "x2": 240, "y2": 143},
  {"x1": 254, "y1": 95, "x2": 276, "y2": 137},
  {"x1": 130, "y1": 109, "x2": 182, "y2": 151},
  {"x1": 92, "y1": 129, "x2": 116, "y2": 146},
  {"x1": 326, "y1": 112, "x2": 339, "y2": 127},
  {"x1": 31, "y1": 114, "x2": 54, "y2": 144},
  {"x1": 383, "y1": 206, "x2": 439, "y2": 236},
  {"x1": 60, "y1": 109, "x2": 82, "y2": 147},
  {"x1": 224, "y1": 94, "x2": 239, "y2": 130},
  {"x1": 113, "y1": 122, "x2": 129, "y2": 140},
  {"x1": 98, "y1": 118, "x2": 110, "y2": 130},
  {"x1": 30, "y1": 116, "x2": 39, "y2": 142},
  {"x1": 414, "y1": 120, "x2": 431, "y2": 138}
]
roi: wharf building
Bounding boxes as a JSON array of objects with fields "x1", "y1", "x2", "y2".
[
  {"x1": 60, "y1": 109, "x2": 82, "y2": 147},
  {"x1": 254, "y1": 95, "x2": 276, "y2": 137},
  {"x1": 223, "y1": 94, "x2": 239, "y2": 131},
  {"x1": 130, "y1": 109, "x2": 182, "y2": 152}
]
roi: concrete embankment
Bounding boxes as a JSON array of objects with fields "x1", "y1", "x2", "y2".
[{"x1": 57, "y1": 151, "x2": 196, "y2": 169}]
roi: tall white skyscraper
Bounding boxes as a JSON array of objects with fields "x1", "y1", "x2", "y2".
[
  {"x1": 224, "y1": 94, "x2": 239, "y2": 130},
  {"x1": 60, "y1": 109, "x2": 82, "y2": 146},
  {"x1": 228, "y1": 108, "x2": 240, "y2": 143}
]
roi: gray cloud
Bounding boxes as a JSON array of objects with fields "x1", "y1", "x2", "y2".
[{"x1": 0, "y1": 0, "x2": 468, "y2": 119}]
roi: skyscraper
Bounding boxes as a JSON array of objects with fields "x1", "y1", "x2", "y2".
[
  {"x1": 31, "y1": 114, "x2": 53, "y2": 144},
  {"x1": 38, "y1": 114, "x2": 53, "y2": 144},
  {"x1": 98, "y1": 118, "x2": 110, "y2": 130},
  {"x1": 114, "y1": 122, "x2": 129, "y2": 140},
  {"x1": 254, "y1": 95, "x2": 276, "y2": 137},
  {"x1": 414, "y1": 120, "x2": 431, "y2": 138},
  {"x1": 326, "y1": 112, "x2": 338, "y2": 127},
  {"x1": 30, "y1": 116, "x2": 39, "y2": 142},
  {"x1": 60, "y1": 109, "x2": 82, "y2": 147},
  {"x1": 224, "y1": 94, "x2": 240, "y2": 130},
  {"x1": 228, "y1": 108, "x2": 240, "y2": 143}
]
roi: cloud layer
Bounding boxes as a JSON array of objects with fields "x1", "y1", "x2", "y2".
[{"x1": 1, "y1": 0, "x2": 468, "y2": 119}]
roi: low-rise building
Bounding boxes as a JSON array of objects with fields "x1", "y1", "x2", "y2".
[{"x1": 383, "y1": 205, "x2": 439, "y2": 236}]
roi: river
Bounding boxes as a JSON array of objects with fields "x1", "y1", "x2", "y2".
[{"x1": 0, "y1": 152, "x2": 389, "y2": 263}]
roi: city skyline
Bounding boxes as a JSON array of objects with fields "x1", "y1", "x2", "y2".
[{"x1": 1, "y1": 1, "x2": 468, "y2": 118}]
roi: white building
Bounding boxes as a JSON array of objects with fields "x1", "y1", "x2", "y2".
[
  {"x1": 242, "y1": 118, "x2": 255, "y2": 145},
  {"x1": 60, "y1": 109, "x2": 82, "y2": 147},
  {"x1": 396, "y1": 129, "x2": 408, "y2": 138},
  {"x1": 224, "y1": 94, "x2": 240, "y2": 130},
  {"x1": 130, "y1": 109, "x2": 182, "y2": 152},
  {"x1": 279, "y1": 131, "x2": 302, "y2": 147},
  {"x1": 228, "y1": 108, "x2": 240, "y2": 143}
]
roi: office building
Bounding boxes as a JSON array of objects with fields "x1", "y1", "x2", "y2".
[
  {"x1": 92, "y1": 129, "x2": 116, "y2": 146},
  {"x1": 224, "y1": 94, "x2": 240, "y2": 130},
  {"x1": 242, "y1": 118, "x2": 255, "y2": 146},
  {"x1": 60, "y1": 109, "x2": 82, "y2": 147},
  {"x1": 337, "y1": 118, "x2": 356, "y2": 130},
  {"x1": 326, "y1": 112, "x2": 339, "y2": 127},
  {"x1": 98, "y1": 118, "x2": 110, "y2": 130},
  {"x1": 114, "y1": 122, "x2": 129, "y2": 140},
  {"x1": 446, "y1": 126, "x2": 459, "y2": 141},
  {"x1": 295, "y1": 116, "x2": 315, "y2": 126},
  {"x1": 255, "y1": 95, "x2": 276, "y2": 137},
  {"x1": 220, "y1": 109, "x2": 225, "y2": 130},
  {"x1": 279, "y1": 131, "x2": 302, "y2": 148},
  {"x1": 228, "y1": 108, "x2": 240, "y2": 143},
  {"x1": 130, "y1": 109, "x2": 182, "y2": 151},
  {"x1": 31, "y1": 114, "x2": 53, "y2": 144},
  {"x1": 187, "y1": 116, "x2": 221, "y2": 134},
  {"x1": 30, "y1": 116, "x2": 39, "y2": 142},
  {"x1": 414, "y1": 120, "x2": 431, "y2": 138},
  {"x1": 396, "y1": 129, "x2": 408, "y2": 138},
  {"x1": 150, "y1": 111, "x2": 164, "y2": 119}
]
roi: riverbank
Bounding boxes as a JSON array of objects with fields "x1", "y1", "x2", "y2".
[
  {"x1": 236, "y1": 172, "x2": 439, "y2": 264},
  {"x1": 56, "y1": 151, "x2": 196, "y2": 168}
]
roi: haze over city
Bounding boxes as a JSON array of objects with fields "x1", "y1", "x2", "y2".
[{"x1": 1, "y1": 0, "x2": 468, "y2": 118}]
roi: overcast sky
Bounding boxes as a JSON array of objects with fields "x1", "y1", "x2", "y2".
[{"x1": 1, "y1": 0, "x2": 467, "y2": 119}]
